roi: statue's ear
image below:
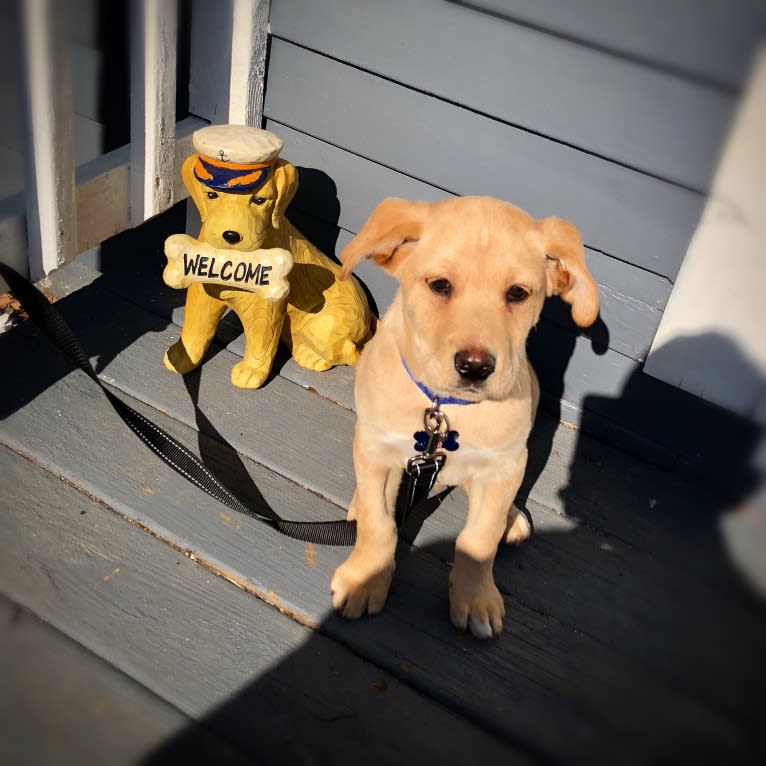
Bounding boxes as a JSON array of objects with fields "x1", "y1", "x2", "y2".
[
  {"x1": 539, "y1": 217, "x2": 600, "y2": 328},
  {"x1": 339, "y1": 198, "x2": 430, "y2": 280},
  {"x1": 181, "y1": 155, "x2": 211, "y2": 220},
  {"x1": 271, "y1": 159, "x2": 298, "y2": 229}
]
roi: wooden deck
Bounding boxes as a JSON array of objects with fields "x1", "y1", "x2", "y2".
[{"x1": 1, "y1": 208, "x2": 765, "y2": 765}]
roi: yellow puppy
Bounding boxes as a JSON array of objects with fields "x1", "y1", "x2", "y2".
[
  {"x1": 164, "y1": 126, "x2": 372, "y2": 388},
  {"x1": 332, "y1": 196, "x2": 599, "y2": 638}
]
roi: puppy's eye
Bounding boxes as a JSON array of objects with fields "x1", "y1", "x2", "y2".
[
  {"x1": 250, "y1": 195, "x2": 267, "y2": 205},
  {"x1": 506, "y1": 285, "x2": 529, "y2": 303},
  {"x1": 206, "y1": 191, "x2": 219, "y2": 200},
  {"x1": 428, "y1": 279, "x2": 452, "y2": 297}
]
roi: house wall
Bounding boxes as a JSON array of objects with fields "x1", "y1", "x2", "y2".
[{"x1": 253, "y1": 0, "x2": 765, "y2": 487}]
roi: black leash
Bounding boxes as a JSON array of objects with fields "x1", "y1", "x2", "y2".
[{"x1": 1, "y1": 261, "x2": 451, "y2": 546}]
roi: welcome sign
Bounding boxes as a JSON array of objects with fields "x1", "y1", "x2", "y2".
[{"x1": 163, "y1": 234, "x2": 293, "y2": 301}]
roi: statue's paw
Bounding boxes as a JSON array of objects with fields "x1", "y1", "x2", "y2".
[
  {"x1": 231, "y1": 360, "x2": 271, "y2": 389},
  {"x1": 164, "y1": 342, "x2": 201, "y2": 375},
  {"x1": 292, "y1": 344, "x2": 333, "y2": 372}
]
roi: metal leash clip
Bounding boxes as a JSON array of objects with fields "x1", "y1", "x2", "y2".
[
  {"x1": 403, "y1": 399, "x2": 460, "y2": 519},
  {"x1": 410, "y1": 398, "x2": 460, "y2": 459}
]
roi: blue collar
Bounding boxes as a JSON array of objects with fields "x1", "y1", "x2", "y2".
[{"x1": 401, "y1": 357, "x2": 476, "y2": 406}]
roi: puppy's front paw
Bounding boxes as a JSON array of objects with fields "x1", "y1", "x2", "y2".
[
  {"x1": 330, "y1": 555, "x2": 394, "y2": 619},
  {"x1": 449, "y1": 570, "x2": 505, "y2": 640}
]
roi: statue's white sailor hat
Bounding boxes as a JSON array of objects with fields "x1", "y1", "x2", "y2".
[{"x1": 191, "y1": 125, "x2": 284, "y2": 193}]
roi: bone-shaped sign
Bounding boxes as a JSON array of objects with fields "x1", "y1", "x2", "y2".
[{"x1": 163, "y1": 234, "x2": 293, "y2": 301}]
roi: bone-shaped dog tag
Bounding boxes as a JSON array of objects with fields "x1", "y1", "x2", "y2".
[
  {"x1": 412, "y1": 405, "x2": 459, "y2": 454},
  {"x1": 163, "y1": 234, "x2": 293, "y2": 301}
]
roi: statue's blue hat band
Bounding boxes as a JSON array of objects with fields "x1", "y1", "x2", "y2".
[{"x1": 193, "y1": 156, "x2": 273, "y2": 193}]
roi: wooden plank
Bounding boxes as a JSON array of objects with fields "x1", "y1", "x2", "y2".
[
  {"x1": 263, "y1": 44, "x2": 705, "y2": 280},
  {"x1": 460, "y1": 0, "x2": 766, "y2": 89},
  {"x1": 18, "y1": 292, "x2": 358, "y2": 509},
  {"x1": 75, "y1": 144, "x2": 130, "y2": 252},
  {"x1": 269, "y1": 0, "x2": 736, "y2": 191},
  {"x1": 0, "y1": 596, "x2": 255, "y2": 766},
  {"x1": 545, "y1": 282, "x2": 661, "y2": 361},
  {"x1": 130, "y1": 0, "x2": 178, "y2": 224},
  {"x1": 0, "y1": 451, "x2": 531, "y2": 765},
  {"x1": 0, "y1": 337, "x2": 757, "y2": 762},
  {"x1": 525, "y1": 318, "x2": 762, "y2": 489},
  {"x1": 72, "y1": 111, "x2": 104, "y2": 165},
  {"x1": 19, "y1": 0, "x2": 77, "y2": 279},
  {"x1": 263, "y1": 207, "x2": 729, "y2": 474}
]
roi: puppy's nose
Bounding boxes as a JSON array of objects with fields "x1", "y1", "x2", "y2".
[
  {"x1": 222, "y1": 230, "x2": 242, "y2": 245},
  {"x1": 454, "y1": 348, "x2": 496, "y2": 382}
]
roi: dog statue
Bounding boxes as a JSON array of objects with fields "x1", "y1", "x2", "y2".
[
  {"x1": 163, "y1": 125, "x2": 372, "y2": 388},
  {"x1": 331, "y1": 196, "x2": 600, "y2": 639}
]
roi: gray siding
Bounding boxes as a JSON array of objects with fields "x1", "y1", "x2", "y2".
[
  {"x1": 256, "y1": 0, "x2": 763, "y2": 476},
  {"x1": 269, "y1": 0, "x2": 739, "y2": 192}
]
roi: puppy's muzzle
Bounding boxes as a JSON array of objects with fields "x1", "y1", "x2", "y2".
[
  {"x1": 454, "y1": 348, "x2": 496, "y2": 382},
  {"x1": 222, "y1": 230, "x2": 242, "y2": 245}
]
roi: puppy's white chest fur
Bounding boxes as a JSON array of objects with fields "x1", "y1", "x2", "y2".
[
  {"x1": 437, "y1": 438, "x2": 524, "y2": 486},
  {"x1": 368, "y1": 401, "x2": 530, "y2": 487}
]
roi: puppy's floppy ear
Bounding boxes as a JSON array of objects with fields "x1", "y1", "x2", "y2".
[
  {"x1": 339, "y1": 198, "x2": 429, "y2": 280},
  {"x1": 271, "y1": 159, "x2": 298, "y2": 229},
  {"x1": 181, "y1": 155, "x2": 211, "y2": 220},
  {"x1": 539, "y1": 217, "x2": 600, "y2": 328}
]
